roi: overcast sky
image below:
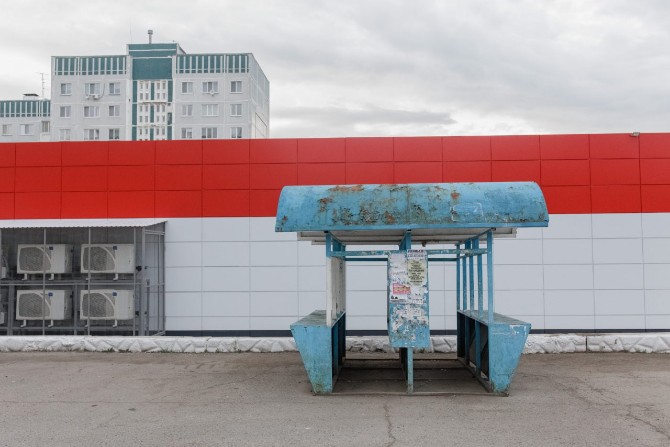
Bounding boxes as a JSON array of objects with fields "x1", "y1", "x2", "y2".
[{"x1": 0, "y1": 0, "x2": 668, "y2": 137}]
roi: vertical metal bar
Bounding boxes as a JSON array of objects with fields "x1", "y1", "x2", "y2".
[
  {"x1": 407, "y1": 348, "x2": 414, "y2": 394},
  {"x1": 87, "y1": 227, "x2": 92, "y2": 336},
  {"x1": 133, "y1": 228, "x2": 137, "y2": 336},
  {"x1": 42, "y1": 227, "x2": 46, "y2": 336},
  {"x1": 487, "y1": 230, "x2": 494, "y2": 323},
  {"x1": 476, "y1": 239, "x2": 483, "y2": 312},
  {"x1": 456, "y1": 244, "x2": 461, "y2": 311},
  {"x1": 468, "y1": 240, "x2": 475, "y2": 311},
  {"x1": 475, "y1": 321, "x2": 481, "y2": 375},
  {"x1": 461, "y1": 243, "x2": 468, "y2": 310},
  {"x1": 325, "y1": 232, "x2": 332, "y2": 258}
]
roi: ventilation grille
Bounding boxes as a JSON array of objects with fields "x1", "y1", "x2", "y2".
[
  {"x1": 81, "y1": 292, "x2": 115, "y2": 318},
  {"x1": 18, "y1": 292, "x2": 50, "y2": 318},
  {"x1": 82, "y1": 247, "x2": 115, "y2": 272},
  {"x1": 19, "y1": 247, "x2": 50, "y2": 272}
]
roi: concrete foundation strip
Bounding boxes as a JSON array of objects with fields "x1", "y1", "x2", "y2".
[{"x1": 0, "y1": 334, "x2": 669, "y2": 354}]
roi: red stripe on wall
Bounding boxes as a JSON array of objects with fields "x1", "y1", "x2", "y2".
[{"x1": 0, "y1": 133, "x2": 669, "y2": 219}]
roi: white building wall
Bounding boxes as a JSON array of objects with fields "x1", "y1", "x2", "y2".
[{"x1": 163, "y1": 213, "x2": 670, "y2": 333}]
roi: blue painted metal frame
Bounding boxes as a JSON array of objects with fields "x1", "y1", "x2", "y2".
[{"x1": 276, "y1": 182, "x2": 548, "y2": 395}]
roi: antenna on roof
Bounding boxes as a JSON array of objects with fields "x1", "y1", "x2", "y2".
[{"x1": 148, "y1": 29, "x2": 153, "y2": 44}]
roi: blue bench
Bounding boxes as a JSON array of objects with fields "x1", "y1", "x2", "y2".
[
  {"x1": 457, "y1": 310, "x2": 530, "y2": 394},
  {"x1": 290, "y1": 310, "x2": 346, "y2": 394}
]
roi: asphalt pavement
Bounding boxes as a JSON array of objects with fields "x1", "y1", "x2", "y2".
[{"x1": 0, "y1": 351, "x2": 669, "y2": 446}]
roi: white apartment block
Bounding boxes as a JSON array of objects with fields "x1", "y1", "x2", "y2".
[
  {"x1": 0, "y1": 41, "x2": 269, "y2": 142},
  {"x1": 0, "y1": 95, "x2": 51, "y2": 143}
]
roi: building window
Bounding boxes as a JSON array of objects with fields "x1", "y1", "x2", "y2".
[
  {"x1": 181, "y1": 128, "x2": 193, "y2": 139},
  {"x1": 19, "y1": 124, "x2": 33, "y2": 136},
  {"x1": 83, "y1": 106, "x2": 99, "y2": 118},
  {"x1": 181, "y1": 82, "x2": 193, "y2": 94},
  {"x1": 230, "y1": 103, "x2": 242, "y2": 117},
  {"x1": 85, "y1": 83, "x2": 101, "y2": 97},
  {"x1": 202, "y1": 127, "x2": 217, "y2": 139},
  {"x1": 59, "y1": 128, "x2": 71, "y2": 141},
  {"x1": 202, "y1": 81, "x2": 218, "y2": 94},
  {"x1": 202, "y1": 104, "x2": 219, "y2": 116},
  {"x1": 230, "y1": 81, "x2": 242, "y2": 93},
  {"x1": 231, "y1": 127, "x2": 242, "y2": 139},
  {"x1": 84, "y1": 129, "x2": 100, "y2": 141},
  {"x1": 1, "y1": 124, "x2": 11, "y2": 135},
  {"x1": 109, "y1": 128, "x2": 120, "y2": 140},
  {"x1": 60, "y1": 83, "x2": 72, "y2": 96},
  {"x1": 109, "y1": 82, "x2": 121, "y2": 95},
  {"x1": 41, "y1": 121, "x2": 50, "y2": 133},
  {"x1": 108, "y1": 105, "x2": 120, "y2": 117},
  {"x1": 59, "y1": 106, "x2": 71, "y2": 118},
  {"x1": 181, "y1": 104, "x2": 193, "y2": 117}
]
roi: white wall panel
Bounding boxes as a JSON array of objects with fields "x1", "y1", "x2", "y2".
[
  {"x1": 495, "y1": 290, "x2": 544, "y2": 315},
  {"x1": 202, "y1": 316, "x2": 249, "y2": 331},
  {"x1": 592, "y1": 239, "x2": 643, "y2": 264},
  {"x1": 595, "y1": 315, "x2": 646, "y2": 330},
  {"x1": 165, "y1": 316, "x2": 202, "y2": 331},
  {"x1": 544, "y1": 265, "x2": 593, "y2": 290},
  {"x1": 298, "y1": 291, "x2": 325, "y2": 316},
  {"x1": 250, "y1": 266, "x2": 297, "y2": 291},
  {"x1": 202, "y1": 292, "x2": 250, "y2": 316},
  {"x1": 165, "y1": 267, "x2": 202, "y2": 292},
  {"x1": 428, "y1": 264, "x2": 445, "y2": 291},
  {"x1": 544, "y1": 290, "x2": 594, "y2": 315},
  {"x1": 202, "y1": 242, "x2": 250, "y2": 266},
  {"x1": 250, "y1": 217, "x2": 295, "y2": 241},
  {"x1": 298, "y1": 241, "x2": 326, "y2": 266},
  {"x1": 165, "y1": 242, "x2": 202, "y2": 267},
  {"x1": 250, "y1": 316, "x2": 299, "y2": 330},
  {"x1": 165, "y1": 292, "x2": 202, "y2": 317},
  {"x1": 492, "y1": 265, "x2": 543, "y2": 290},
  {"x1": 346, "y1": 264, "x2": 387, "y2": 291},
  {"x1": 298, "y1": 266, "x2": 326, "y2": 291},
  {"x1": 250, "y1": 241, "x2": 297, "y2": 266},
  {"x1": 594, "y1": 264, "x2": 644, "y2": 290},
  {"x1": 346, "y1": 291, "x2": 387, "y2": 315},
  {"x1": 542, "y1": 214, "x2": 592, "y2": 239},
  {"x1": 592, "y1": 214, "x2": 642, "y2": 238},
  {"x1": 643, "y1": 238, "x2": 670, "y2": 263},
  {"x1": 346, "y1": 315, "x2": 387, "y2": 331},
  {"x1": 542, "y1": 239, "x2": 593, "y2": 265},
  {"x1": 594, "y1": 290, "x2": 645, "y2": 315},
  {"x1": 165, "y1": 218, "x2": 202, "y2": 242},
  {"x1": 545, "y1": 315, "x2": 595, "y2": 329},
  {"x1": 203, "y1": 267, "x2": 250, "y2": 292},
  {"x1": 646, "y1": 315, "x2": 670, "y2": 329},
  {"x1": 202, "y1": 217, "x2": 250, "y2": 241},
  {"x1": 644, "y1": 264, "x2": 670, "y2": 289},
  {"x1": 495, "y1": 239, "x2": 543, "y2": 265},
  {"x1": 642, "y1": 213, "x2": 670, "y2": 238},
  {"x1": 250, "y1": 292, "x2": 298, "y2": 316},
  {"x1": 645, "y1": 290, "x2": 670, "y2": 314}
]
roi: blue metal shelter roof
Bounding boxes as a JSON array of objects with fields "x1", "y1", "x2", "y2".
[{"x1": 275, "y1": 182, "x2": 548, "y2": 244}]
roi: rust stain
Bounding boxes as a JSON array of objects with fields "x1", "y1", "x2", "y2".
[
  {"x1": 384, "y1": 211, "x2": 396, "y2": 224},
  {"x1": 318, "y1": 197, "x2": 333, "y2": 212},
  {"x1": 451, "y1": 191, "x2": 461, "y2": 200},
  {"x1": 330, "y1": 184, "x2": 364, "y2": 193}
]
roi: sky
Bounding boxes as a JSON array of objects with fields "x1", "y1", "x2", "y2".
[{"x1": 0, "y1": 0, "x2": 668, "y2": 138}]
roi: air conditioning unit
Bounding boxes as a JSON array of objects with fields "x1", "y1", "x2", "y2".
[
  {"x1": 80, "y1": 289, "x2": 134, "y2": 322},
  {"x1": 17, "y1": 244, "x2": 73, "y2": 279},
  {"x1": 208, "y1": 90, "x2": 217, "y2": 95},
  {"x1": 91, "y1": 94, "x2": 101, "y2": 100},
  {"x1": 0, "y1": 311, "x2": 5, "y2": 325},
  {"x1": 81, "y1": 244, "x2": 135, "y2": 278},
  {"x1": 16, "y1": 290, "x2": 71, "y2": 325}
]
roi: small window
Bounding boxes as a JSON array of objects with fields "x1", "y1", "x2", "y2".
[
  {"x1": 60, "y1": 83, "x2": 72, "y2": 96},
  {"x1": 59, "y1": 128, "x2": 71, "y2": 141},
  {"x1": 109, "y1": 82, "x2": 121, "y2": 95},
  {"x1": 108, "y1": 105, "x2": 120, "y2": 117},
  {"x1": 41, "y1": 121, "x2": 50, "y2": 133},
  {"x1": 83, "y1": 106, "x2": 99, "y2": 118},
  {"x1": 230, "y1": 81, "x2": 242, "y2": 93},
  {"x1": 1, "y1": 124, "x2": 11, "y2": 135},
  {"x1": 84, "y1": 129, "x2": 100, "y2": 141},
  {"x1": 109, "y1": 128, "x2": 120, "y2": 140},
  {"x1": 181, "y1": 128, "x2": 193, "y2": 139},
  {"x1": 230, "y1": 104, "x2": 242, "y2": 117},
  {"x1": 85, "y1": 83, "x2": 101, "y2": 96},
  {"x1": 202, "y1": 104, "x2": 219, "y2": 117},
  {"x1": 231, "y1": 127, "x2": 242, "y2": 139},
  {"x1": 202, "y1": 127, "x2": 217, "y2": 139},
  {"x1": 181, "y1": 82, "x2": 193, "y2": 94},
  {"x1": 181, "y1": 104, "x2": 193, "y2": 117},
  {"x1": 202, "y1": 81, "x2": 218, "y2": 94},
  {"x1": 59, "y1": 106, "x2": 71, "y2": 118},
  {"x1": 19, "y1": 124, "x2": 33, "y2": 136}
]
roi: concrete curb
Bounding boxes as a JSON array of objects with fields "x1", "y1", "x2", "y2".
[{"x1": 0, "y1": 333, "x2": 668, "y2": 353}]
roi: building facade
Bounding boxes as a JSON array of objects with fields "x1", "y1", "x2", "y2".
[
  {"x1": 0, "y1": 42, "x2": 269, "y2": 143},
  {"x1": 0, "y1": 134, "x2": 668, "y2": 336},
  {"x1": 0, "y1": 96, "x2": 51, "y2": 143}
]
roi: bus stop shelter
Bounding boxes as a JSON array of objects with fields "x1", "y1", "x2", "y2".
[{"x1": 275, "y1": 182, "x2": 549, "y2": 394}]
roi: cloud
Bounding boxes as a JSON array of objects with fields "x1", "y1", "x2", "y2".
[{"x1": 0, "y1": 0, "x2": 668, "y2": 136}]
